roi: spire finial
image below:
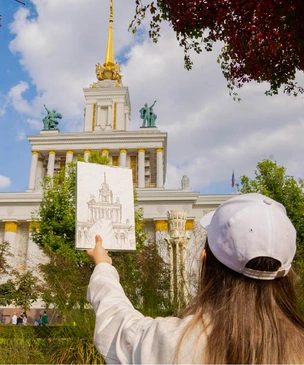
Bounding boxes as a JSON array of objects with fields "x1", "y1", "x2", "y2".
[
  {"x1": 105, "y1": 0, "x2": 114, "y2": 66},
  {"x1": 95, "y1": 0, "x2": 122, "y2": 84}
]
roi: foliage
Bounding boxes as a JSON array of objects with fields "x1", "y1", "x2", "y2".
[
  {"x1": 11, "y1": 269, "x2": 41, "y2": 312},
  {"x1": 131, "y1": 0, "x2": 304, "y2": 97},
  {"x1": 0, "y1": 241, "x2": 11, "y2": 274},
  {"x1": 0, "y1": 241, "x2": 39, "y2": 310},
  {"x1": 31, "y1": 163, "x2": 94, "y2": 311},
  {"x1": 238, "y1": 159, "x2": 304, "y2": 312},
  {"x1": 39, "y1": 253, "x2": 93, "y2": 312},
  {"x1": 238, "y1": 159, "x2": 304, "y2": 249},
  {"x1": 0, "y1": 322, "x2": 104, "y2": 364},
  {"x1": 77, "y1": 150, "x2": 110, "y2": 165},
  {"x1": 0, "y1": 280, "x2": 15, "y2": 307}
]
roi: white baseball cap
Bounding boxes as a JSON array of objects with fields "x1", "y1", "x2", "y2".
[{"x1": 199, "y1": 193, "x2": 296, "y2": 280}]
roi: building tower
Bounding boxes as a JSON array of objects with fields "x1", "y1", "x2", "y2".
[{"x1": 26, "y1": 0, "x2": 167, "y2": 193}]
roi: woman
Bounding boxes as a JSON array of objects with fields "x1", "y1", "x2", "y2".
[{"x1": 87, "y1": 193, "x2": 304, "y2": 364}]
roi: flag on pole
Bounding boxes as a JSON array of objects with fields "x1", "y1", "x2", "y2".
[{"x1": 231, "y1": 170, "x2": 235, "y2": 188}]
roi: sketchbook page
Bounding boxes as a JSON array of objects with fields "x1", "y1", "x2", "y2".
[{"x1": 75, "y1": 161, "x2": 136, "y2": 251}]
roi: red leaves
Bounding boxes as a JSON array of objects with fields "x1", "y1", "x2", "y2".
[{"x1": 132, "y1": 0, "x2": 304, "y2": 95}]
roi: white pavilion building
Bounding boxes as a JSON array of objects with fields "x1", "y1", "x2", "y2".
[{"x1": 0, "y1": 0, "x2": 234, "y2": 319}]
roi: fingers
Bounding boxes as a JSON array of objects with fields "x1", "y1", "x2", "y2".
[
  {"x1": 86, "y1": 235, "x2": 112, "y2": 265},
  {"x1": 95, "y1": 235, "x2": 102, "y2": 244}
]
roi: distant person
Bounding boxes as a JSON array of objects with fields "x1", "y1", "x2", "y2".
[
  {"x1": 17, "y1": 312, "x2": 23, "y2": 326},
  {"x1": 34, "y1": 315, "x2": 42, "y2": 326},
  {"x1": 11, "y1": 313, "x2": 17, "y2": 325},
  {"x1": 87, "y1": 193, "x2": 304, "y2": 364},
  {"x1": 41, "y1": 311, "x2": 49, "y2": 326},
  {"x1": 22, "y1": 312, "x2": 27, "y2": 326}
]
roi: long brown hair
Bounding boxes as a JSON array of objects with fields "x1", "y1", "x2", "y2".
[{"x1": 178, "y1": 242, "x2": 304, "y2": 364}]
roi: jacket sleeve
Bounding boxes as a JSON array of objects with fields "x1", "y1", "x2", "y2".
[{"x1": 86, "y1": 262, "x2": 187, "y2": 364}]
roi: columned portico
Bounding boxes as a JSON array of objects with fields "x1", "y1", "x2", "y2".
[
  {"x1": 119, "y1": 149, "x2": 127, "y2": 167},
  {"x1": 156, "y1": 148, "x2": 164, "y2": 188},
  {"x1": 137, "y1": 149, "x2": 145, "y2": 188},
  {"x1": 47, "y1": 150, "x2": 56, "y2": 177},
  {"x1": 28, "y1": 151, "x2": 39, "y2": 190}
]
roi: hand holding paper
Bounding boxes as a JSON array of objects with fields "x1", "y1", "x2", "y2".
[{"x1": 87, "y1": 235, "x2": 112, "y2": 265}]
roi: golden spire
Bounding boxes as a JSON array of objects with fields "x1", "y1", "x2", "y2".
[
  {"x1": 95, "y1": 0, "x2": 122, "y2": 84},
  {"x1": 104, "y1": 0, "x2": 114, "y2": 66}
]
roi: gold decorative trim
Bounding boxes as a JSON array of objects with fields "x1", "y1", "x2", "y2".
[
  {"x1": 32, "y1": 151, "x2": 39, "y2": 155},
  {"x1": 112, "y1": 156, "x2": 119, "y2": 166},
  {"x1": 156, "y1": 148, "x2": 163, "y2": 153},
  {"x1": 4, "y1": 222, "x2": 18, "y2": 233},
  {"x1": 138, "y1": 148, "x2": 145, "y2": 153},
  {"x1": 185, "y1": 220, "x2": 194, "y2": 230},
  {"x1": 120, "y1": 149, "x2": 127, "y2": 153},
  {"x1": 66, "y1": 150, "x2": 74, "y2": 154},
  {"x1": 29, "y1": 221, "x2": 40, "y2": 233},
  {"x1": 49, "y1": 150, "x2": 56, "y2": 155},
  {"x1": 92, "y1": 104, "x2": 96, "y2": 131},
  {"x1": 84, "y1": 149, "x2": 91, "y2": 154},
  {"x1": 155, "y1": 220, "x2": 168, "y2": 231},
  {"x1": 102, "y1": 149, "x2": 109, "y2": 155},
  {"x1": 113, "y1": 103, "x2": 117, "y2": 130}
]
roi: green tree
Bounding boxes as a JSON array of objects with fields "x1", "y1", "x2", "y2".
[
  {"x1": 31, "y1": 162, "x2": 96, "y2": 311},
  {"x1": 0, "y1": 280, "x2": 15, "y2": 307},
  {"x1": 11, "y1": 269, "x2": 41, "y2": 312},
  {"x1": 238, "y1": 159, "x2": 304, "y2": 311},
  {"x1": 238, "y1": 159, "x2": 304, "y2": 249}
]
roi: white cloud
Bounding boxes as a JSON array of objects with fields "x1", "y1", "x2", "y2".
[
  {"x1": 5, "y1": 0, "x2": 304, "y2": 193},
  {"x1": 26, "y1": 118, "x2": 42, "y2": 130},
  {"x1": 0, "y1": 176, "x2": 11, "y2": 189},
  {"x1": 8, "y1": 81, "x2": 31, "y2": 114},
  {"x1": 17, "y1": 131, "x2": 26, "y2": 140}
]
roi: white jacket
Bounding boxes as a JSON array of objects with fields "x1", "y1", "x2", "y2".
[{"x1": 87, "y1": 263, "x2": 207, "y2": 364}]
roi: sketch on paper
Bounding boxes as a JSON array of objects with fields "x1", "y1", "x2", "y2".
[{"x1": 75, "y1": 161, "x2": 136, "y2": 251}]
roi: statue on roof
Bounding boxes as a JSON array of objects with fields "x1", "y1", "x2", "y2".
[
  {"x1": 42, "y1": 104, "x2": 62, "y2": 131},
  {"x1": 140, "y1": 100, "x2": 157, "y2": 128}
]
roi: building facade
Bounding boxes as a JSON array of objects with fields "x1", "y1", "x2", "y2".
[{"x1": 0, "y1": 0, "x2": 235, "y2": 319}]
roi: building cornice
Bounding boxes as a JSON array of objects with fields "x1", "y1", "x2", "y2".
[
  {"x1": 0, "y1": 192, "x2": 42, "y2": 203},
  {"x1": 28, "y1": 131, "x2": 168, "y2": 150}
]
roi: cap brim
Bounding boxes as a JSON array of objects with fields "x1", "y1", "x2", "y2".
[{"x1": 199, "y1": 210, "x2": 215, "y2": 231}]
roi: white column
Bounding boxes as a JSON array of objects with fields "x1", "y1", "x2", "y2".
[
  {"x1": 125, "y1": 107, "x2": 130, "y2": 130},
  {"x1": 28, "y1": 151, "x2": 39, "y2": 190},
  {"x1": 35, "y1": 158, "x2": 44, "y2": 191},
  {"x1": 119, "y1": 149, "x2": 127, "y2": 167},
  {"x1": 84, "y1": 149, "x2": 90, "y2": 162},
  {"x1": 102, "y1": 149, "x2": 109, "y2": 156},
  {"x1": 47, "y1": 150, "x2": 56, "y2": 177},
  {"x1": 4, "y1": 221, "x2": 18, "y2": 254},
  {"x1": 65, "y1": 150, "x2": 74, "y2": 166},
  {"x1": 96, "y1": 106, "x2": 102, "y2": 128},
  {"x1": 106, "y1": 105, "x2": 112, "y2": 128},
  {"x1": 156, "y1": 148, "x2": 164, "y2": 188},
  {"x1": 137, "y1": 148, "x2": 145, "y2": 188}
]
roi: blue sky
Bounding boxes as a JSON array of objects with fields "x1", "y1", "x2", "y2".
[{"x1": 1, "y1": 0, "x2": 304, "y2": 195}]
